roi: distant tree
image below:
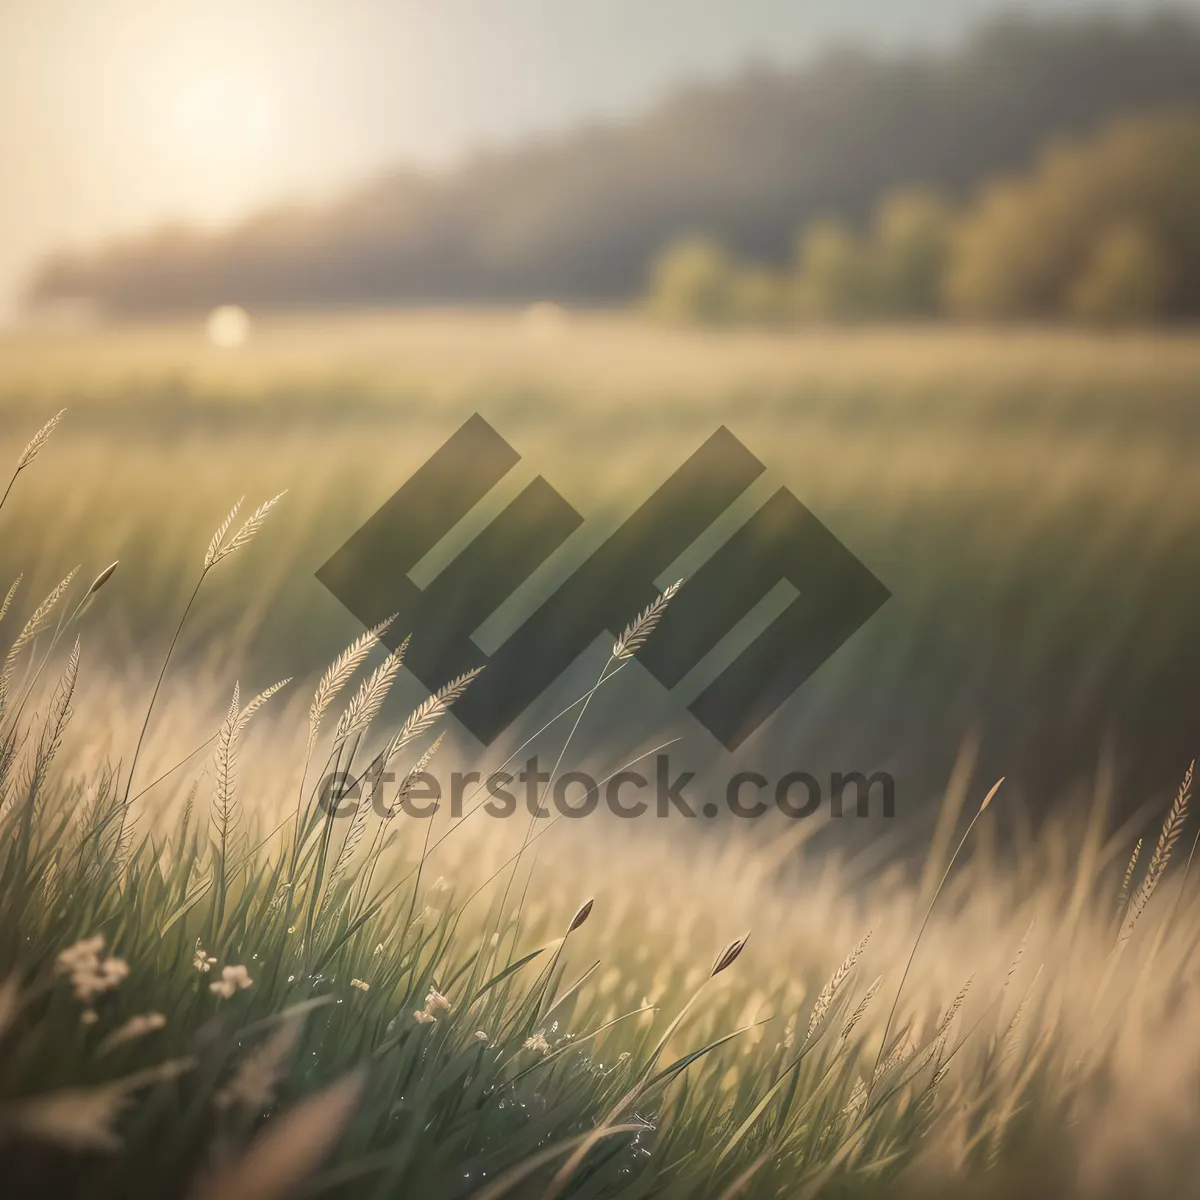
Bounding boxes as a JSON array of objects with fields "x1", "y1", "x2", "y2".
[
  {"x1": 872, "y1": 189, "x2": 957, "y2": 317},
  {"x1": 646, "y1": 236, "x2": 737, "y2": 323},
  {"x1": 793, "y1": 221, "x2": 876, "y2": 320},
  {"x1": 945, "y1": 111, "x2": 1200, "y2": 321},
  {"x1": 1067, "y1": 222, "x2": 1169, "y2": 325},
  {"x1": 728, "y1": 265, "x2": 791, "y2": 324}
]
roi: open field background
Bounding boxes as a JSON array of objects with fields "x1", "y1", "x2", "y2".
[
  {"x1": 2, "y1": 312, "x2": 1200, "y2": 1196},
  {"x1": 8, "y1": 7, "x2": 1200, "y2": 1195},
  {"x1": 2, "y1": 311, "x2": 1198, "y2": 827}
]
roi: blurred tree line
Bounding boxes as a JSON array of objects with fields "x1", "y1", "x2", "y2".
[
  {"x1": 647, "y1": 111, "x2": 1200, "y2": 326},
  {"x1": 27, "y1": 14, "x2": 1200, "y2": 316}
]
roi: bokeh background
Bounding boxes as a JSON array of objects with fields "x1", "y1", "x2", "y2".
[{"x1": 3, "y1": 1, "x2": 1200, "y2": 843}]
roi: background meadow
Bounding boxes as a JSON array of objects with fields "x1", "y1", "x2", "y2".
[
  {"x1": 1, "y1": 313, "x2": 1199, "y2": 1196},
  {"x1": 5, "y1": 6, "x2": 1200, "y2": 1198},
  {"x1": 2, "y1": 313, "x2": 1197, "y2": 816}
]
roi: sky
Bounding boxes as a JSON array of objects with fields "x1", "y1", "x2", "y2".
[{"x1": 0, "y1": 0, "x2": 1195, "y2": 312}]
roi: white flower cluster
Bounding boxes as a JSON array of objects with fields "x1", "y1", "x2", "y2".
[
  {"x1": 210, "y1": 964, "x2": 254, "y2": 999},
  {"x1": 193, "y1": 940, "x2": 217, "y2": 972},
  {"x1": 523, "y1": 1032, "x2": 550, "y2": 1055},
  {"x1": 56, "y1": 934, "x2": 129, "y2": 1022},
  {"x1": 413, "y1": 986, "x2": 451, "y2": 1024},
  {"x1": 192, "y1": 940, "x2": 253, "y2": 998}
]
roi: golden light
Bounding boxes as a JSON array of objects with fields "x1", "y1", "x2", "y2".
[
  {"x1": 205, "y1": 305, "x2": 251, "y2": 348},
  {"x1": 173, "y1": 71, "x2": 276, "y2": 164}
]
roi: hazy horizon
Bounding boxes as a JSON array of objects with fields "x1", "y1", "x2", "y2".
[{"x1": 3, "y1": 0, "x2": 1198, "y2": 316}]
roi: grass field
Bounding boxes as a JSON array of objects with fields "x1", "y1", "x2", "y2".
[
  {"x1": 1, "y1": 311, "x2": 1199, "y2": 1197},
  {"x1": 1, "y1": 311, "x2": 1198, "y2": 805}
]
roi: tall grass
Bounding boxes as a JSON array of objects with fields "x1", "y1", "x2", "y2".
[
  {"x1": 0, "y1": 412, "x2": 1198, "y2": 1198},
  {"x1": 3, "y1": 318, "x2": 1199, "y2": 816}
]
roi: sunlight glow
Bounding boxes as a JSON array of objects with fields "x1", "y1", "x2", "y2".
[{"x1": 174, "y1": 71, "x2": 277, "y2": 164}]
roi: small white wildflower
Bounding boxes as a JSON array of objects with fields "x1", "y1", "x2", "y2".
[
  {"x1": 100, "y1": 959, "x2": 129, "y2": 988},
  {"x1": 413, "y1": 1009, "x2": 437, "y2": 1024},
  {"x1": 193, "y1": 940, "x2": 217, "y2": 973},
  {"x1": 523, "y1": 1032, "x2": 550, "y2": 1055},
  {"x1": 57, "y1": 935, "x2": 105, "y2": 974},
  {"x1": 209, "y1": 965, "x2": 253, "y2": 999},
  {"x1": 350, "y1": 978, "x2": 370, "y2": 992},
  {"x1": 425, "y1": 987, "x2": 451, "y2": 1014},
  {"x1": 57, "y1": 936, "x2": 129, "y2": 1006}
]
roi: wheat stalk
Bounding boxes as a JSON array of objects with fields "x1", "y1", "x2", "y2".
[
  {"x1": 0, "y1": 576, "x2": 19, "y2": 625},
  {"x1": 388, "y1": 731, "x2": 448, "y2": 813},
  {"x1": 208, "y1": 492, "x2": 287, "y2": 569},
  {"x1": 287, "y1": 621, "x2": 398, "y2": 876},
  {"x1": 25, "y1": 637, "x2": 80, "y2": 803},
  {"x1": 807, "y1": 931, "x2": 871, "y2": 1043},
  {"x1": 613, "y1": 580, "x2": 682, "y2": 660},
  {"x1": 95, "y1": 1013, "x2": 167, "y2": 1057},
  {"x1": 238, "y1": 678, "x2": 291, "y2": 729},
  {"x1": 178, "y1": 778, "x2": 199, "y2": 850},
  {"x1": 2, "y1": 1058, "x2": 193, "y2": 1153},
  {"x1": 307, "y1": 616, "x2": 397, "y2": 754},
  {"x1": 361, "y1": 730, "x2": 450, "y2": 921},
  {"x1": 871, "y1": 1025, "x2": 915, "y2": 1087},
  {"x1": 870, "y1": 777, "x2": 1003, "y2": 1094},
  {"x1": 0, "y1": 409, "x2": 65, "y2": 517},
  {"x1": 1119, "y1": 760, "x2": 1193, "y2": 942},
  {"x1": 839, "y1": 974, "x2": 883, "y2": 1042},
  {"x1": 211, "y1": 684, "x2": 242, "y2": 866},
  {"x1": 378, "y1": 666, "x2": 482, "y2": 765},
  {"x1": 332, "y1": 638, "x2": 410, "y2": 747},
  {"x1": 122, "y1": 493, "x2": 285, "y2": 828},
  {"x1": 934, "y1": 975, "x2": 973, "y2": 1040},
  {"x1": 189, "y1": 1069, "x2": 364, "y2": 1200},
  {"x1": 711, "y1": 931, "x2": 750, "y2": 977},
  {"x1": 324, "y1": 789, "x2": 372, "y2": 904},
  {"x1": 203, "y1": 497, "x2": 244, "y2": 570},
  {"x1": 0, "y1": 569, "x2": 79, "y2": 721},
  {"x1": 1141, "y1": 761, "x2": 1192, "y2": 889},
  {"x1": 15, "y1": 408, "x2": 66, "y2": 472},
  {"x1": 209, "y1": 676, "x2": 288, "y2": 913},
  {"x1": 1116, "y1": 837, "x2": 1142, "y2": 922},
  {"x1": 216, "y1": 1018, "x2": 305, "y2": 1113}
]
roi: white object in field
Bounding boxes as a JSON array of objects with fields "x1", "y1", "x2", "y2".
[
  {"x1": 521, "y1": 301, "x2": 568, "y2": 342},
  {"x1": 206, "y1": 305, "x2": 251, "y2": 348}
]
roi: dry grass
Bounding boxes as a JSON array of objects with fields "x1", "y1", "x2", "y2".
[
  {"x1": 0, "y1": 314, "x2": 1198, "y2": 1196},
  {"x1": 1, "y1": 316, "x2": 1198, "y2": 814}
]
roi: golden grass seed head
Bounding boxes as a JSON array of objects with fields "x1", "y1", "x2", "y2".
[
  {"x1": 568, "y1": 898, "x2": 594, "y2": 933},
  {"x1": 711, "y1": 931, "x2": 750, "y2": 977}
]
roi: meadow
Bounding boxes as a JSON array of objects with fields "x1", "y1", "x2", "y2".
[{"x1": 0, "y1": 310, "x2": 1199, "y2": 1197}]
